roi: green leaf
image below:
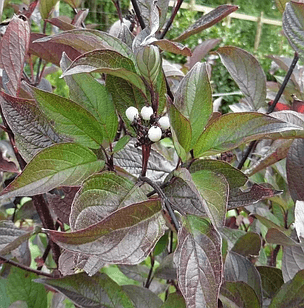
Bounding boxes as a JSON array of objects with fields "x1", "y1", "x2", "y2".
[
  {"x1": 257, "y1": 266, "x2": 284, "y2": 298},
  {"x1": 175, "y1": 62, "x2": 213, "y2": 147},
  {"x1": 174, "y1": 215, "x2": 223, "y2": 308},
  {"x1": 189, "y1": 159, "x2": 247, "y2": 189},
  {"x1": 220, "y1": 281, "x2": 261, "y2": 308},
  {"x1": 231, "y1": 232, "x2": 261, "y2": 257},
  {"x1": 7, "y1": 267, "x2": 47, "y2": 308},
  {"x1": 39, "y1": 0, "x2": 59, "y2": 19},
  {"x1": 0, "y1": 92, "x2": 63, "y2": 162},
  {"x1": 168, "y1": 102, "x2": 192, "y2": 160},
  {"x1": 35, "y1": 272, "x2": 134, "y2": 308},
  {"x1": 191, "y1": 169, "x2": 229, "y2": 228},
  {"x1": 193, "y1": 112, "x2": 304, "y2": 157},
  {"x1": 216, "y1": 47, "x2": 267, "y2": 111},
  {"x1": 275, "y1": 0, "x2": 288, "y2": 13},
  {"x1": 173, "y1": 5, "x2": 238, "y2": 42},
  {"x1": 265, "y1": 228, "x2": 299, "y2": 246},
  {"x1": 61, "y1": 53, "x2": 118, "y2": 142},
  {"x1": 70, "y1": 171, "x2": 146, "y2": 230},
  {"x1": 0, "y1": 143, "x2": 104, "y2": 199},
  {"x1": 112, "y1": 136, "x2": 130, "y2": 154},
  {"x1": 0, "y1": 278, "x2": 10, "y2": 308},
  {"x1": 269, "y1": 270, "x2": 304, "y2": 307},
  {"x1": 62, "y1": 50, "x2": 147, "y2": 95},
  {"x1": 161, "y1": 292, "x2": 186, "y2": 308},
  {"x1": 283, "y1": 2, "x2": 304, "y2": 59},
  {"x1": 31, "y1": 87, "x2": 105, "y2": 149},
  {"x1": 48, "y1": 199, "x2": 167, "y2": 265}
]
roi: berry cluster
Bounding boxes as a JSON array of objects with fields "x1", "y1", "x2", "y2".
[{"x1": 125, "y1": 106, "x2": 171, "y2": 145}]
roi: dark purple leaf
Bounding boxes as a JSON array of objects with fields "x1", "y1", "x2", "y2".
[
  {"x1": 46, "y1": 17, "x2": 76, "y2": 31},
  {"x1": 153, "y1": 40, "x2": 192, "y2": 56},
  {"x1": 282, "y1": 245, "x2": 304, "y2": 282},
  {"x1": 186, "y1": 39, "x2": 221, "y2": 69},
  {"x1": 35, "y1": 272, "x2": 134, "y2": 308},
  {"x1": 287, "y1": 138, "x2": 304, "y2": 201},
  {"x1": 283, "y1": 2, "x2": 304, "y2": 59},
  {"x1": 216, "y1": 47, "x2": 267, "y2": 111},
  {"x1": 0, "y1": 92, "x2": 64, "y2": 162},
  {"x1": 224, "y1": 251, "x2": 262, "y2": 304},
  {"x1": 122, "y1": 285, "x2": 163, "y2": 308},
  {"x1": 174, "y1": 5, "x2": 238, "y2": 41},
  {"x1": 174, "y1": 215, "x2": 223, "y2": 308},
  {"x1": 266, "y1": 228, "x2": 299, "y2": 246},
  {"x1": 232, "y1": 232, "x2": 261, "y2": 257},
  {"x1": 58, "y1": 250, "x2": 76, "y2": 276},
  {"x1": 269, "y1": 270, "x2": 304, "y2": 307},
  {"x1": 228, "y1": 183, "x2": 281, "y2": 208},
  {"x1": 155, "y1": 254, "x2": 177, "y2": 280},
  {"x1": 46, "y1": 187, "x2": 79, "y2": 225},
  {"x1": 29, "y1": 33, "x2": 81, "y2": 67},
  {"x1": 118, "y1": 264, "x2": 149, "y2": 282},
  {"x1": 257, "y1": 266, "x2": 284, "y2": 298},
  {"x1": 220, "y1": 281, "x2": 261, "y2": 308},
  {"x1": 0, "y1": 15, "x2": 30, "y2": 95},
  {"x1": 47, "y1": 200, "x2": 167, "y2": 266}
]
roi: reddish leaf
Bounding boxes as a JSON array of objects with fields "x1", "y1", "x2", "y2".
[
  {"x1": 287, "y1": 139, "x2": 304, "y2": 201},
  {"x1": 232, "y1": 232, "x2": 261, "y2": 257},
  {"x1": 173, "y1": 5, "x2": 238, "y2": 41},
  {"x1": 0, "y1": 15, "x2": 30, "y2": 95},
  {"x1": 153, "y1": 40, "x2": 192, "y2": 56},
  {"x1": 29, "y1": 33, "x2": 81, "y2": 67},
  {"x1": 72, "y1": 9, "x2": 89, "y2": 27},
  {"x1": 23, "y1": 0, "x2": 39, "y2": 19},
  {"x1": 186, "y1": 38, "x2": 221, "y2": 69},
  {"x1": 174, "y1": 215, "x2": 223, "y2": 308},
  {"x1": 46, "y1": 17, "x2": 76, "y2": 31}
]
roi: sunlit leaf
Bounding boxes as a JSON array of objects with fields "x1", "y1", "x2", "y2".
[
  {"x1": 61, "y1": 53, "x2": 118, "y2": 142},
  {"x1": 7, "y1": 267, "x2": 47, "y2": 308},
  {"x1": 35, "y1": 272, "x2": 134, "y2": 308},
  {"x1": 0, "y1": 92, "x2": 63, "y2": 162},
  {"x1": 153, "y1": 40, "x2": 192, "y2": 56},
  {"x1": 39, "y1": 0, "x2": 59, "y2": 19},
  {"x1": 62, "y1": 0, "x2": 82, "y2": 9},
  {"x1": 0, "y1": 143, "x2": 104, "y2": 199},
  {"x1": 282, "y1": 245, "x2": 304, "y2": 282},
  {"x1": 175, "y1": 62, "x2": 213, "y2": 148},
  {"x1": 287, "y1": 139, "x2": 304, "y2": 201},
  {"x1": 70, "y1": 172, "x2": 146, "y2": 230},
  {"x1": 31, "y1": 87, "x2": 105, "y2": 149},
  {"x1": 0, "y1": 15, "x2": 30, "y2": 95},
  {"x1": 269, "y1": 270, "x2": 304, "y2": 307},
  {"x1": 47, "y1": 200, "x2": 167, "y2": 265},
  {"x1": 275, "y1": 0, "x2": 288, "y2": 13},
  {"x1": 174, "y1": 215, "x2": 223, "y2": 308},
  {"x1": 257, "y1": 266, "x2": 284, "y2": 298},
  {"x1": 216, "y1": 47, "x2": 266, "y2": 111},
  {"x1": 174, "y1": 5, "x2": 238, "y2": 41},
  {"x1": 283, "y1": 2, "x2": 304, "y2": 59},
  {"x1": 193, "y1": 112, "x2": 304, "y2": 158}
]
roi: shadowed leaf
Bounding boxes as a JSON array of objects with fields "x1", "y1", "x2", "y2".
[
  {"x1": 47, "y1": 199, "x2": 167, "y2": 265},
  {"x1": 287, "y1": 139, "x2": 304, "y2": 201},
  {"x1": 155, "y1": 254, "x2": 177, "y2": 280},
  {"x1": 232, "y1": 232, "x2": 261, "y2": 257},
  {"x1": 266, "y1": 228, "x2": 299, "y2": 246},
  {"x1": 0, "y1": 143, "x2": 104, "y2": 199},
  {"x1": 193, "y1": 112, "x2": 304, "y2": 158},
  {"x1": 35, "y1": 272, "x2": 134, "y2": 308},
  {"x1": 174, "y1": 5, "x2": 238, "y2": 42},
  {"x1": 282, "y1": 245, "x2": 304, "y2": 282},
  {"x1": 0, "y1": 92, "x2": 63, "y2": 162},
  {"x1": 257, "y1": 266, "x2": 284, "y2": 298},
  {"x1": 216, "y1": 47, "x2": 267, "y2": 110},
  {"x1": 220, "y1": 281, "x2": 261, "y2": 308},
  {"x1": 161, "y1": 292, "x2": 186, "y2": 308},
  {"x1": 31, "y1": 87, "x2": 105, "y2": 149},
  {"x1": 269, "y1": 270, "x2": 304, "y2": 307},
  {"x1": 0, "y1": 15, "x2": 30, "y2": 95},
  {"x1": 174, "y1": 215, "x2": 223, "y2": 308}
]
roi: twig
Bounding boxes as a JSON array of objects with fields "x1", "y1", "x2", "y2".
[
  {"x1": 144, "y1": 254, "x2": 155, "y2": 288},
  {"x1": 139, "y1": 176, "x2": 180, "y2": 231},
  {"x1": 238, "y1": 51, "x2": 299, "y2": 170},
  {"x1": 0, "y1": 255, "x2": 55, "y2": 278},
  {"x1": 111, "y1": 0, "x2": 123, "y2": 23},
  {"x1": 160, "y1": 0, "x2": 184, "y2": 39},
  {"x1": 270, "y1": 245, "x2": 280, "y2": 267},
  {"x1": 130, "y1": 0, "x2": 145, "y2": 29}
]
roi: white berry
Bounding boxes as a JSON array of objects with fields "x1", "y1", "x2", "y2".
[
  {"x1": 148, "y1": 126, "x2": 162, "y2": 142},
  {"x1": 141, "y1": 106, "x2": 154, "y2": 120},
  {"x1": 158, "y1": 116, "x2": 170, "y2": 129},
  {"x1": 125, "y1": 106, "x2": 139, "y2": 122}
]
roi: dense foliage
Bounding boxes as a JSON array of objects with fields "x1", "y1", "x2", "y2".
[{"x1": 1, "y1": 0, "x2": 304, "y2": 307}]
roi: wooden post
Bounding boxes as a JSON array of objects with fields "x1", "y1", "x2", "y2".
[
  {"x1": 190, "y1": 0, "x2": 196, "y2": 10},
  {"x1": 254, "y1": 11, "x2": 264, "y2": 51}
]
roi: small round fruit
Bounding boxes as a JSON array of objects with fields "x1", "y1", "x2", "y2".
[
  {"x1": 158, "y1": 116, "x2": 170, "y2": 129},
  {"x1": 141, "y1": 106, "x2": 154, "y2": 120},
  {"x1": 148, "y1": 126, "x2": 162, "y2": 142},
  {"x1": 125, "y1": 106, "x2": 139, "y2": 122}
]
